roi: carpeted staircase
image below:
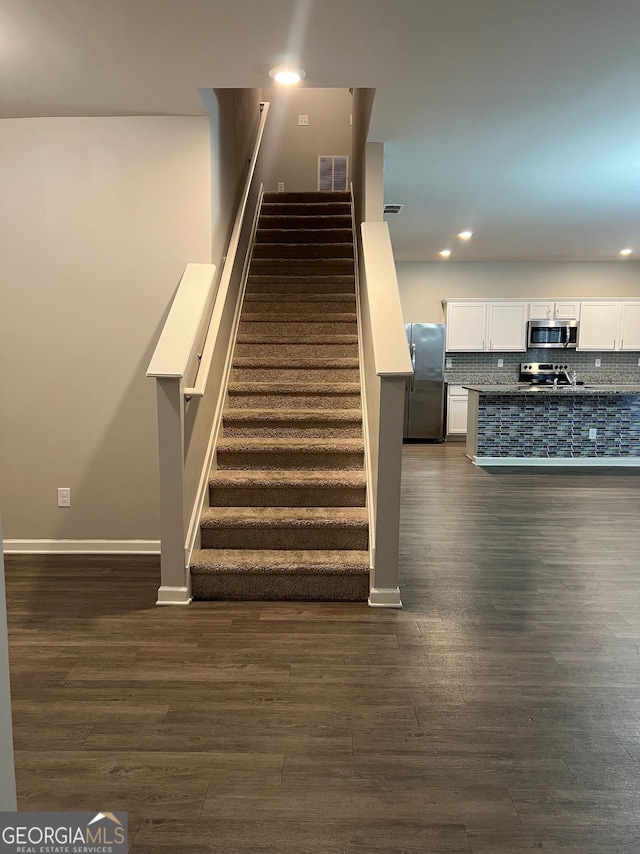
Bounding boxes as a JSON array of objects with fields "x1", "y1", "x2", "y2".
[{"x1": 190, "y1": 191, "x2": 370, "y2": 601}]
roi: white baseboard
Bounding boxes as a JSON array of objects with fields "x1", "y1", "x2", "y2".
[
  {"x1": 471, "y1": 455, "x2": 640, "y2": 467},
  {"x1": 368, "y1": 586, "x2": 403, "y2": 609},
  {"x1": 3, "y1": 539, "x2": 161, "y2": 554},
  {"x1": 156, "y1": 586, "x2": 192, "y2": 606}
]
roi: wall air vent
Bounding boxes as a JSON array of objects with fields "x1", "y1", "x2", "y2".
[
  {"x1": 383, "y1": 204, "x2": 404, "y2": 215},
  {"x1": 318, "y1": 156, "x2": 349, "y2": 192}
]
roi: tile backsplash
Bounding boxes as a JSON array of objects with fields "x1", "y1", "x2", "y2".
[{"x1": 445, "y1": 348, "x2": 640, "y2": 385}]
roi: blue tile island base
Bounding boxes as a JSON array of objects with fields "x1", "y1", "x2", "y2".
[{"x1": 464, "y1": 386, "x2": 640, "y2": 466}]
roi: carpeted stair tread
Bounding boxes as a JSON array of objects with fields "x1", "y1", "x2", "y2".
[
  {"x1": 250, "y1": 259, "x2": 354, "y2": 274},
  {"x1": 244, "y1": 293, "x2": 355, "y2": 304},
  {"x1": 190, "y1": 548, "x2": 369, "y2": 575},
  {"x1": 216, "y1": 437, "x2": 364, "y2": 453},
  {"x1": 232, "y1": 356, "x2": 359, "y2": 368},
  {"x1": 236, "y1": 333, "x2": 358, "y2": 345},
  {"x1": 247, "y1": 274, "x2": 354, "y2": 285},
  {"x1": 256, "y1": 229, "x2": 353, "y2": 243},
  {"x1": 222, "y1": 407, "x2": 361, "y2": 421},
  {"x1": 263, "y1": 191, "x2": 351, "y2": 202},
  {"x1": 240, "y1": 312, "x2": 356, "y2": 323},
  {"x1": 253, "y1": 243, "x2": 353, "y2": 260},
  {"x1": 209, "y1": 469, "x2": 366, "y2": 488},
  {"x1": 200, "y1": 506, "x2": 368, "y2": 528},
  {"x1": 227, "y1": 381, "x2": 360, "y2": 394}
]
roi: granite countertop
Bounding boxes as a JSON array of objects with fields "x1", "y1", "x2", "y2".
[{"x1": 463, "y1": 384, "x2": 640, "y2": 395}]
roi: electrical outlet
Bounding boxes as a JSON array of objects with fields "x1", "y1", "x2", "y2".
[
  {"x1": 57, "y1": 487, "x2": 71, "y2": 507},
  {"x1": 277, "y1": 182, "x2": 285, "y2": 192},
  {"x1": 589, "y1": 428, "x2": 597, "y2": 440},
  {"x1": 445, "y1": 357, "x2": 453, "y2": 368},
  {"x1": 497, "y1": 358, "x2": 504, "y2": 368},
  {"x1": 595, "y1": 358, "x2": 601, "y2": 367},
  {"x1": 298, "y1": 114, "x2": 309, "y2": 126}
]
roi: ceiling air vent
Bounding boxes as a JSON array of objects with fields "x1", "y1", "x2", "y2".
[
  {"x1": 318, "y1": 156, "x2": 349, "y2": 192},
  {"x1": 383, "y1": 204, "x2": 404, "y2": 215}
]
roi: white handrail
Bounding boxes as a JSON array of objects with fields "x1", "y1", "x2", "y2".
[
  {"x1": 185, "y1": 101, "x2": 270, "y2": 398},
  {"x1": 360, "y1": 222, "x2": 413, "y2": 378},
  {"x1": 146, "y1": 263, "x2": 217, "y2": 379}
]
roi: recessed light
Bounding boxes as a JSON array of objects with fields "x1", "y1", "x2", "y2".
[
  {"x1": 269, "y1": 66, "x2": 306, "y2": 85},
  {"x1": 620, "y1": 248, "x2": 633, "y2": 256},
  {"x1": 457, "y1": 231, "x2": 473, "y2": 240},
  {"x1": 439, "y1": 249, "x2": 452, "y2": 258}
]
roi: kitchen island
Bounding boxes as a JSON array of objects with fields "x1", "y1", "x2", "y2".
[{"x1": 463, "y1": 385, "x2": 640, "y2": 466}]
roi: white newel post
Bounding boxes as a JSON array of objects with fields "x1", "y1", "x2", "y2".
[
  {"x1": 369, "y1": 376, "x2": 407, "y2": 607},
  {"x1": 155, "y1": 377, "x2": 190, "y2": 605},
  {"x1": 0, "y1": 522, "x2": 17, "y2": 810}
]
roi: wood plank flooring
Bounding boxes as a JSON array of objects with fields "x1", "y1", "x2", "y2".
[{"x1": 5, "y1": 442, "x2": 640, "y2": 852}]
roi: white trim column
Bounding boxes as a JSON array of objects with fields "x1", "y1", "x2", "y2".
[{"x1": 0, "y1": 522, "x2": 17, "y2": 810}]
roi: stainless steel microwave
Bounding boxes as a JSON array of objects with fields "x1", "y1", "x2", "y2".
[{"x1": 528, "y1": 319, "x2": 579, "y2": 349}]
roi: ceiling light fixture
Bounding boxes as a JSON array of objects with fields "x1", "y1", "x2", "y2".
[
  {"x1": 457, "y1": 231, "x2": 473, "y2": 240},
  {"x1": 439, "y1": 249, "x2": 452, "y2": 258},
  {"x1": 269, "y1": 66, "x2": 306, "y2": 85},
  {"x1": 620, "y1": 248, "x2": 633, "y2": 256}
]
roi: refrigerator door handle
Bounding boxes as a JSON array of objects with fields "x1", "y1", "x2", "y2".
[{"x1": 410, "y1": 342, "x2": 416, "y2": 391}]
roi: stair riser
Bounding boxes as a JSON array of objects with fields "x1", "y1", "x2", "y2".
[
  {"x1": 253, "y1": 244, "x2": 353, "y2": 260},
  {"x1": 250, "y1": 260, "x2": 354, "y2": 276},
  {"x1": 258, "y1": 216, "x2": 352, "y2": 230},
  {"x1": 256, "y1": 229, "x2": 353, "y2": 244},
  {"x1": 222, "y1": 423, "x2": 363, "y2": 439},
  {"x1": 226, "y1": 393, "x2": 361, "y2": 409},
  {"x1": 208, "y1": 484, "x2": 366, "y2": 507},
  {"x1": 217, "y1": 449, "x2": 364, "y2": 470},
  {"x1": 260, "y1": 203, "x2": 350, "y2": 217},
  {"x1": 242, "y1": 300, "x2": 355, "y2": 315},
  {"x1": 246, "y1": 283, "x2": 355, "y2": 296},
  {"x1": 263, "y1": 191, "x2": 350, "y2": 203},
  {"x1": 234, "y1": 343, "x2": 359, "y2": 358},
  {"x1": 248, "y1": 274, "x2": 354, "y2": 288},
  {"x1": 239, "y1": 321, "x2": 356, "y2": 337},
  {"x1": 200, "y1": 527, "x2": 368, "y2": 551},
  {"x1": 191, "y1": 572, "x2": 369, "y2": 602},
  {"x1": 231, "y1": 367, "x2": 360, "y2": 383}
]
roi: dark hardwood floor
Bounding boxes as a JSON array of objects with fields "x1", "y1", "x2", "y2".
[{"x1": 5, "y1": 442, "x2": 640, "y2": 852}]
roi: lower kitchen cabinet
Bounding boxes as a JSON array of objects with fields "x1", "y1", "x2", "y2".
[{"x1": 447, "y1": 386, "x2": 468, "y2": 435}]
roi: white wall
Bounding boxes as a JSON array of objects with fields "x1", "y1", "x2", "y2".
[
  {"x1": 0, "y1": 116, "x2": 212, "y2": 543},
  {"x1": 261, "y1": 88, "x2": 352, "y2": 192},
  {"x1": 397, "y1": 261, "x2": 640, "y2": 322}
]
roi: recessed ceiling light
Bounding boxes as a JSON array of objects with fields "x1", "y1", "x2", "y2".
[
  {"x1": 457, "y1": 231, "x2": 473, "y2": 240},
  {"x1": 620, "y1": 248, "x2": 633, "y2": 256},
  {"x1": 269, "y1": 66, "x2": 306, "y2": 85},
  {"x1": 439, "y1": 249, "x2": 452, "y2": 258}
]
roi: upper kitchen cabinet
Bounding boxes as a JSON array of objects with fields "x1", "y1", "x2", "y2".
[
  {"x1": 578, "y1": 302, "x2": 621, "y2": 351},
  {"x1": 529, "y1": 301, "x2": 580, "y2": 320},
  {"x1": 445, "y1": 302, "x2": 487, "y2": 351},
  {"x1": 487, "y1": 302, "x2": 527, "y2": 351},
  {"x1": 619, "y1": 302, "x2": 640, "y2": 350}
]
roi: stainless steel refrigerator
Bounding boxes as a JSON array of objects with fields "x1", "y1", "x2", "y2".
[{"x1": 403, "y1": 323, "x2": 446, "y2": 441}]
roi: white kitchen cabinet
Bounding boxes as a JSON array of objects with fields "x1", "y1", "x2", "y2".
[
  {"x1": 578, "y1": 302, "x2": 621, "y2": 351},
  {"x1": 487, "y1": 302, "x2": 527, "y2": 351},
  {"x1": 529, "y1": 301, "x2": 580, "y2": 320},
  {"x1": 447, "y1": 386, "x2": 468, "y2": 435},
  {"x1": 445, "y1": 303, "x2": 487, "y2": 351},
  {"x1": 619, "y1": 303, "x2": 640, "y2": 350},
  {"x1": 554, "y1": 301, "x2": 580, "y2": 319}
]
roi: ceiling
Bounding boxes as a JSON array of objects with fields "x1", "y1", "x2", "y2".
[{"x1": 2, "y1": 0, "x2": 640, "y2": 262}]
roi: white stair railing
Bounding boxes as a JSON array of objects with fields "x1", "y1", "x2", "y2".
[{"x1": 147, "y1": 101, "x2": 269, "y2": 605}]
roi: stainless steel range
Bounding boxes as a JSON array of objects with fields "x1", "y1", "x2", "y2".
[{"x1": 519, "y1": 362, "x2": 582, "y2": 386}]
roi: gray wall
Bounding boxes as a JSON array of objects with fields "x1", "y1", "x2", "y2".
[
  {"x1": 261, "y1": 88, "x2": 352, "y2": 192},
  {"x1": 0, "y1": 104, "x2": 259, "y2": 545},
  {"x1": 397, "y1": 261, "x2": 640, "y2": 322}
]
